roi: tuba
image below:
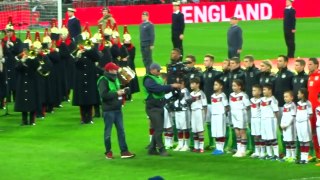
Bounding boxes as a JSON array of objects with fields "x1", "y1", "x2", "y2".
[
  {"x1": 70, "y1": 38, "x2": 94, "y2": 58},
  {"x1": 118, "y1": 66, "x2": 136, "y2": 85}
]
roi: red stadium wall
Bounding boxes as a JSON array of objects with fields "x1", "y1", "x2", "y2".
[{"x1": 74, "y1": 0, "x2": 320, "y2": 26}]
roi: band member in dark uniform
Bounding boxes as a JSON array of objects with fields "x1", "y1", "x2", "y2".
[
  {"x1": 2, "y1": 17, "x2": 23, "y2": 102},
  {"x1": 292, "y1": 59, "x2": 308, "y2": 102},
  {"x1": 120, "y1": 26, "x2": 140, "y2": 101},
  {"x1": 14, "y1": 49, "x2": 40, "y2": 125},
  {"x1": 67, "y1": 8, "x2": 81, "y2": 43},
  {"x1": 284, "y1": 0, "x2": 296, "y2": 58},
  {"x1": 171, "y1": 1, "x2": 185, "y2": 56},
  {"x1": 243, "y1": 55, "x2": 260, "y2": 98},
  {"x1": 72, "y1": 39, "x2": 100, "y2": 124},
  {"x1": 99, "y1": 20, "x2": 113, "y2": 67},
  {"x1": 110, "y1": 24, "x2": 121, "y2": 64},
  {"x1": 227, "y1": 17, "x2": 243, "y2": 59},
  {"x1": 0, "y1": 39, "x2": 5, "y2": 109}
]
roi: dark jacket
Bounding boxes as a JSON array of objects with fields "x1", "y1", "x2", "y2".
[
  {"x1": 228, "y1": 66, "x2": 245, "y2": 93},
  {"x1": 140, "y1": 21, "x2": 155, "y2": 47},
  {"x1": 72, "y1": 49, "x2": 100, "y2": 106},
  {"x1": 67, "y1": 17, "x2": 81, "y2": 41},
  {"x1": 144, "y1": 74, "x2": 172, "y2": 109},
  {"x1": 14, "y1": 58, "x2": 40, "y2": 112},
  {"x1": 98, "y1": 72, "x2": 122, "y2": 111},
  {"x1": 172, "y1": 12, "x2": 185, "y2": 37},
  {"x1": 244, "y1": 65, "x2": 261, "y2": 98},
  {"x1": 2, "y1": 35, "x2": 22, "y2": 91},
  {"x1": 220, "y1": 70, "x2": 231, "y2": 99},
  {"x1": 227, "y1": 25, "x2": 242, "y2": 50},
  {"x1": 259, "y1": 71, "x2": 276, "y2": 89},
  {"x1": 292, "y1": 71, "x2": 308, "y2": 102},
  {"x1": 185, "y1": 67, "x2": 203, "y2": 92},
  {"x1": 274, "y1": 67, "x2": 294, "y2": 106},
  {"x1": 202, "y1": 67, "x2": 222, "y2": 103},
  {"x1": 284, "y1": 7, "x2": 296, "y2": 31}
]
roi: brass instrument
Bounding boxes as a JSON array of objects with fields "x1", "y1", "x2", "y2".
[
  {"x1": 70, "y1": 39, "x2": 94, "y2": 58},
  {"x1": 15, "y1": 48, "x2": 37, "y2": 62},
  {"x1": 118, "y1": 66, "x2": 136, "y2": 85}
]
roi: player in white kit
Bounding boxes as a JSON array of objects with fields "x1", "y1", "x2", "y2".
[
  {"x1": 164, "y1": 92, "x2": 175, "y2": 149},
  {"x1": 173, "y1": 79, "x2": 191, "y2": 152},
  {"x1": 280, "y1": 91, "x2": 297, "y2": 162},
  {"x1": 260, "y1": 84, "x2": 279, "y2": 160},
  {"x1": 296, "y1": 88, "x2": 313, "y2": 164},
  {"x1": 315, "y1": 93, "x2": 320, "y2": 166},
  {"x1": 211, "y1": 79, "x2": 229, "y2": 155},
  {"x1": 229, "y1": 79, "x2": 251, "y2": 157},
  {"x1": 189, "y1": 77, "x2": 207, "y2": 153},
  {"x1": 250, "y1": 85, "x2": 263, "y2": 158}
]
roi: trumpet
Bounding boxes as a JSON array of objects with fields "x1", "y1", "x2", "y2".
[
  {"x1": 15, "y1": 49, "x2": 37, "y2": 62},
  {"x1": 70, "y1": 39, "x2": 94, "y2": 58}
]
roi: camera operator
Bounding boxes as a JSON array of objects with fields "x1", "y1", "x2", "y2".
[{"x1": 144, "y1": 63, "x2": 181, "y2": 156}]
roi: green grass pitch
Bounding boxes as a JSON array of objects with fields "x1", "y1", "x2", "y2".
[{"x1": 1, "y1": 18, "x2": 320, "y2": 180}]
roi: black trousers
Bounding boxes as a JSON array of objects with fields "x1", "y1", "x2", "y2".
[
  {"x1": 172, "y1": 35, "x2": 183, "y2": 56},
  {"x1": 22, "y1": 111, "x2": 36, "y2": 125},
  {"x1": 146, "y1": 99, "x2": 166, "y2": 151},
  {"x1": 80, "y1": 105, "x2": 93, "y2": 123},
  {"x1": 228, "y1": 48, "x2": 240, "y2": 59},
  {"x1": 284, "y1": 30, "x2": 295, "y2": 58}
]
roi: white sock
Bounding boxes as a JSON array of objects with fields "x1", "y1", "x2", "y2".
[
  {"x1": 221, "y1": 142, "x2": 225, "y2": 152},
  {"x1": 266, "y1": 146, "x2": 272, "y2": 156},
  {"x1": 199, "y1": 141, "x2": 204, "y2": 150},
  {"x1": 194, "y1": 140, "x2": 199, "y2": 149},
  {"x1": 273, "y1": 145, "x2": 279, "y2": 157},
  {"x1": 290, "y1": 148, "x2": 296, "y2": 158},
  {"x1": 285, "y1": 148, "x2": 291, "y2": 158},
  {"x1": 302, "y1": 152, "x2": 309, "y2": 161},
  {"x1": 183, "y1": 139, "x2": 189, "y2": 147},
  {"x1": 178, "y1": 139, "x2": 183, "y2": 148},
  {"x1": 149, "y1": 135, "x2": 152, "y2": 142},
  {"x1": 241, "y1": 144, "x2": 247, "y2": 154},
  {"x1": 255, "y1": 145, "x2": 261, "y2": 154},
  {"x1": 260, "y1": 146, "x2": 266, "y2": 156},
  {"x1": 164, "y1": 136, "x2": 169, "y2": 147},
  {"x1": 169, "y1": 136, "x2": 173, "y2": 147},
  {"x1": 237, "y1": 143, "x2": 241, "y2": 152}
]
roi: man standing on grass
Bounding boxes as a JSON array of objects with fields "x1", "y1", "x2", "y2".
[
  {"x1": 144, "y1": 63, "x2": 180, "y2": 156},
  {"x1": 67, "y1": 8, "x2": 81, "y2": 43},
  {"x1": 283, "y1": 0, "x2": 296, "y2": 58},
  {"x1": 140, "y1": 11, "x2": 155, "y2": 73},
  {"x1": 98, "y1": 62, "x2": 135, "y2": 159},
  {"x1": 171, "y1": 1, "x2": 185, "y2": 56},
  {"x1": 227, "y1": 17, "x2": 243, "y2": 59}
]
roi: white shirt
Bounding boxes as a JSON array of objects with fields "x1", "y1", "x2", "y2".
[
  {"x1": 296, "y1": 100, "x2": 313, "y2": 122},
  {"x1": 229, "y1": 92, "x2": 250, "y2": 111},
  {"x1": 174, "y1": 88, "x2": 190, "y2": 111},
  {"x1": 190, "y1": 90, "x2": 207, "y2": 110},
  {"x1": 211, "y1": 92, "x2": 228, "y2": 114},
  {"x1": 260, "y1": 96, "x2": 279, "y2": 118},
  {"x1": 281, "y1": 102, "x2": 296, "y2": 127},
  {"x1": 316, "y1": 106, "x2": 320, "y2": 127},
  {"x1": 250, "y1": 97, "x2": 261, "y2": 118}
]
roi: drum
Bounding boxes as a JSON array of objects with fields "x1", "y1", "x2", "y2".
[{"x1": 118, "y1": 66, "x2": 136, "y2": 85}]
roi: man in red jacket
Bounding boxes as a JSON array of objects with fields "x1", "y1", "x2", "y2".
[{"x1": 307, "y1": 57, "x2": 320, "y2": 160}]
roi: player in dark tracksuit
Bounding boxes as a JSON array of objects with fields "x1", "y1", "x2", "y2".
[
  {"x1": 292, "y1": 59, "x2": 308, "y2": 103},
  {"x1": 171, "y1": 1, "x2": 185, "y2": 56},
  {"x1": 243, "y1": 55, "x2": 261, "y2": 98},
  {"x1": 284, "y1": 0, "x2": 296, "y2": 58}
]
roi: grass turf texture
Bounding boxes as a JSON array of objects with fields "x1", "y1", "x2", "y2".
[{"x1": 1, "y1": 18, "x2": 320, "y2": 179}]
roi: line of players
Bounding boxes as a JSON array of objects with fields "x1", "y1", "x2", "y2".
[{"x1": 155, "y1": 49, "x2": 320, "y2": 164}]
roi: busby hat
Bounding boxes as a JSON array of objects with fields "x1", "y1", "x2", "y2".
[
  {"x1": 50, "y1": 18, "x2": 60, "y2": 40},
  {"x1": 104, "y1": 19, "x2": 113, "y2": 36},
  {"x1": 112, "y1": 23, "x2": 119, "y2": 39},
  {"x1": 24, "y1": 30, "x2": 32, "y2": 48},
  {"x1": 59, "y1": 19, "x2": 69, "y2": 37},
  {"x1": 33, "y1": 31, "x2": 42, "y2": 49},
  {"x1": 5, "y1": 16, "x2": 14, "y2": 31},
  {"x1": 81, "y1": 22, "x2": 91, "y2": 40},
  {"x1": 123, "y1": 25, "x2": 131, "y2": 42},
  {"x1": 43, "y1": 28, "x2": 52, "y2": 44}
]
